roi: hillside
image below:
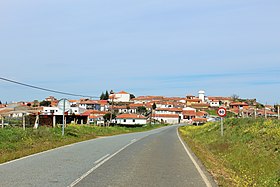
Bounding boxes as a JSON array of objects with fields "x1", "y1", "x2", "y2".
[{"x1": 179, "y1": 118, "x2": 280, "y2": 186}]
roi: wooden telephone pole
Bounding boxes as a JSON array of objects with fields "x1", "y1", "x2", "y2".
[{"x1": 277, "y1": 105, "x2": 280, "y2": 119}]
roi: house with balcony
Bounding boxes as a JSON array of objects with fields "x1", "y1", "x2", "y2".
[{"x1": 78, "y1": 99, "x2": 101, "y2": 110}]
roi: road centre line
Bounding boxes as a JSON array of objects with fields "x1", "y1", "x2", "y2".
[
  {"x1": 68, "y1": 138, "x2": 141, "y2": 187},
  {"x1": 94, "y1": 154, "x2": 110, "y2": 165},
  {"x1": 176, "y1": 128, "x2": 212, "y2": 187}
]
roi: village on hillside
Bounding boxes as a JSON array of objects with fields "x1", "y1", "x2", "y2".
[{"x1": 0, "y1": 90, "x2": 279, "y2": 128}]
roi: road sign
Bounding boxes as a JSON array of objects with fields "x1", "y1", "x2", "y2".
[
  {"x1": 217, "y1": 107, "x2": 227, "y2": 117},
  {"x1": 57, "y1": 99, "x2": 70, "y2": 136},
  {"x1": 57, "y1": 99, "x2": 71, "y2": 111},
  {"x1": 217, "y1": 107, "x2": 227, "y2": 136}
]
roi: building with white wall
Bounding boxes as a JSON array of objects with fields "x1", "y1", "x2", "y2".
[
  {"x1": 198, "y1": 90, "x2": 205, "y2": 103},
  {"x1": 116, "y1": 114, "x2": 147, "y2": 125},
  {"x1": 42, "y1": 106, "x2": 83, "y2": 115},
  {"x1": 151, "y1": 114, "x2": 180, "y2": 124},
  {"x1": 109, "y1": 91, "x2": 131, "y2": 103}
]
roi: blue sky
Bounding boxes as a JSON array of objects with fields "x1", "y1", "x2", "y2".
[{"x1": 0, "y1": 0, "x2": 279, "y2": 104}]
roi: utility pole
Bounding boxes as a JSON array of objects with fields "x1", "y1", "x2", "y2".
[
  {"x1": 264, "y1": 105, "x2": 267, "y2": 119},
  {"x1": 109, "y1": 94, "x2": 115, "y2": 127},
  {"x1": 277, "y1": 105, "x2": 280, "y2": 119},
  {"x1": 1, "y1": 115, "x2": 3, "y2": 128},
  {"x1": 22, "y1": 113, "x2": 26, "y2": 130},
  {"x1": 53, "y1": 115, "x2": 56, "y2": 128},
  {"x1": 254, "y1": 107, "x2": 257, "y2": 119},
  {"x1": 62, "y1": 99, "x2": 65, "y2": 136}
]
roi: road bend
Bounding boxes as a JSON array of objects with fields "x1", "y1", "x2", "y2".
[{"x1": 0, "y1": 125, "x2": 217, "y2": 187}]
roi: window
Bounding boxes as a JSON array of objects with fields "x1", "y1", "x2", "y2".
[
  {"x1": 133, "y1": 119, "x2": 135, "y2": 122},
  {"x1": 123, "y1": 119, "x2": 126, "y2": 122}
]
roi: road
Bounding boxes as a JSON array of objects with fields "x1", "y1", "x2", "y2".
[{"x1": 0, "y1": 125, "x2": 216, "y2": 187}]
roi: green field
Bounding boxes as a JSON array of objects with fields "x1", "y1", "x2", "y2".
[
  {"x1": 179, "y1": 118, "x2": 280, "y2": 186},
  {"x1": 0, "y1": 124, "x2": 167, "y2": 164}
]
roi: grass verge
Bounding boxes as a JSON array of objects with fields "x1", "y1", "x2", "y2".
[
  {"x1": 179, "y1": 118, "x2": 280, "y2": 187},
  {"x1": 0, "y1": 124, "x2": 167, "y2": 164}
]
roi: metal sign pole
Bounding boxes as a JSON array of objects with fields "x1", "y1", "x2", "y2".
[
  {"x1": 62, "y1": 99, "x2": 65, "y2": 136},
  {"x1": 221, "y1": 117, "x2": 224, "y2": 136},
  {"x1": 217, "y1": 107, "x2": 226, "y2": 137}
]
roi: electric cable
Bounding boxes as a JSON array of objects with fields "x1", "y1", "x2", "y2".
[{"x1": 0, "y1": 77, "x2": 99, "y2": 98}]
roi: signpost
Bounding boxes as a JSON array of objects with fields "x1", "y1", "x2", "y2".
[
  {"x1": 58, "y1": 99, "x2": 70, "y2": 136},
  {"x1": 217, "y1": 107, "x2": 227, "y2": 136}
]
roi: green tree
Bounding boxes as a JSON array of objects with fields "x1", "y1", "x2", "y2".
[
  {"x1": 274, "y1": 104, "x2": 280, "y2": 112},
  {"x1": 130, "y1": 94, "x2": 135, "y2": 100},
  {"x1": 33, "y1": 100, "x2": 39, "y2": 107},
  {"x1": 152, "y1": 103, "x2": 157, "y2": 110},
  {"x1": 100, "y1": 92, "x2": 105, "y2": 100},
  {"x1": 103, "y1": 113, "x2": 116, "y2": 122},
  {"x1": 104, "y1": 90, "x2": 109, "y2": 100},
  {"x1": 231, "y1": 94, "x2": 240, "y2": 102},
  {"x1": 40, "y1": 100, "x2": 51, "y2": 106},
  {"x1": 100, "y1": 90, "x2": 110, "y2": 100},
  {"x1": 137, "y1": 106, "x2": 147, "y2": 115}
]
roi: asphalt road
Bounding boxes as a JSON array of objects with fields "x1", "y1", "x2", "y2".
[{"x1": 0, "y1": 125, "x2": 217, "y2": 187}]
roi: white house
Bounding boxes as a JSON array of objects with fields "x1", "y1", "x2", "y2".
[
  {"x1": 116, "y1": 114, "x2": 147, "y2": 125},
  {"x1": 42, "y1": 106, "x2": 83, "y2": 115},
  {"x1": 89, "y1": 114, "x2": 105, "y2": 126},
  {"x1": 155, "y1": 108, "x2": 182, "y2": 115},
  {"x1": 209, "y1": 100, "x2": 220, "y2": 108},
  {"x1": 78, "y1": 100, "x2": 101, "y2": 110},
  {"x1": 109, "y1": 91, "x2": 131, "y2": 103},
  {"x1": 113, "y1": 105, "x2": 137, "y2": 114},
  {"x1": 198, "y1": 90, "x2": 206, "y2": 103},
  {"x1": 151, "y1": 114, "x2": 180, "y2": 124}
]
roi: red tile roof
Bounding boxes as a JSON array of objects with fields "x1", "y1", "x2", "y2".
[
  {"x1": 208, "y1": 96, "x2": 233, "y2": 101},
  {"x1": 192, "y1": 118, "x2": 207, "y2": 122},
  {"x1": 156, "y1": 108, "x2": 182, "y2": 112},
  {"x1": 117, "y1": 91, "x2": 129, "y2": 94},
  {"x1": 0, "y1": 109, "x2": 13, "y2": 114},
  {"x1": 191, "y1": 103, "x2": 210, "y2": 108},
  {"x1": 151, "y1": 114, "x2": 179, "y2": 118},
  {"x1": 79, "y1": 100, "x2": 99, "y2": 104},
  {"x1": 186, "y1": 98, "x2": 201, "y2": 102},
  {"x1": 230, "y1": 102, "x2": 249, "y2": 106},
  {"x1": 116, "y1": 114, "x2": 146, "y2": 119},
  {"x1": 129, "y1": 103, "x2": 146, "y2": 108},
  {"x1": 183, "y1": 110, "x2": 196, "y2": 116},
  {"x1": 0, "y1": 104, "x2": 7, "y2": 108},
  {"x1": 132, "y1": 96, "x2": 165, "y2": 101},
  {"x1": 81, "y1": 110, "x2": 107, "y2": 116}
]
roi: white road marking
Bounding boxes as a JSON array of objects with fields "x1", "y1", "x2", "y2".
[
  {"x1": 68, "y1": 139, "x2": 140, "y2": 187},
  {"x1": 94, "y1": 154, "x2": 110, "y2": 164},
  {"x1": 177, "y1": 128, "x2": 213, "y2": 187},
  {"x1": 131, "y1": 138, "x2": 137, "y2": 142}
]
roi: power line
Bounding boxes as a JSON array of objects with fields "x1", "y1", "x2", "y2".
[{"x1": 0, "y1": 77, "x2": 99, "y2": 98}]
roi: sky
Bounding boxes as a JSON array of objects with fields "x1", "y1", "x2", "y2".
[{"x1": 0, "y1": 0, "x2": 280, "y2": 104}]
